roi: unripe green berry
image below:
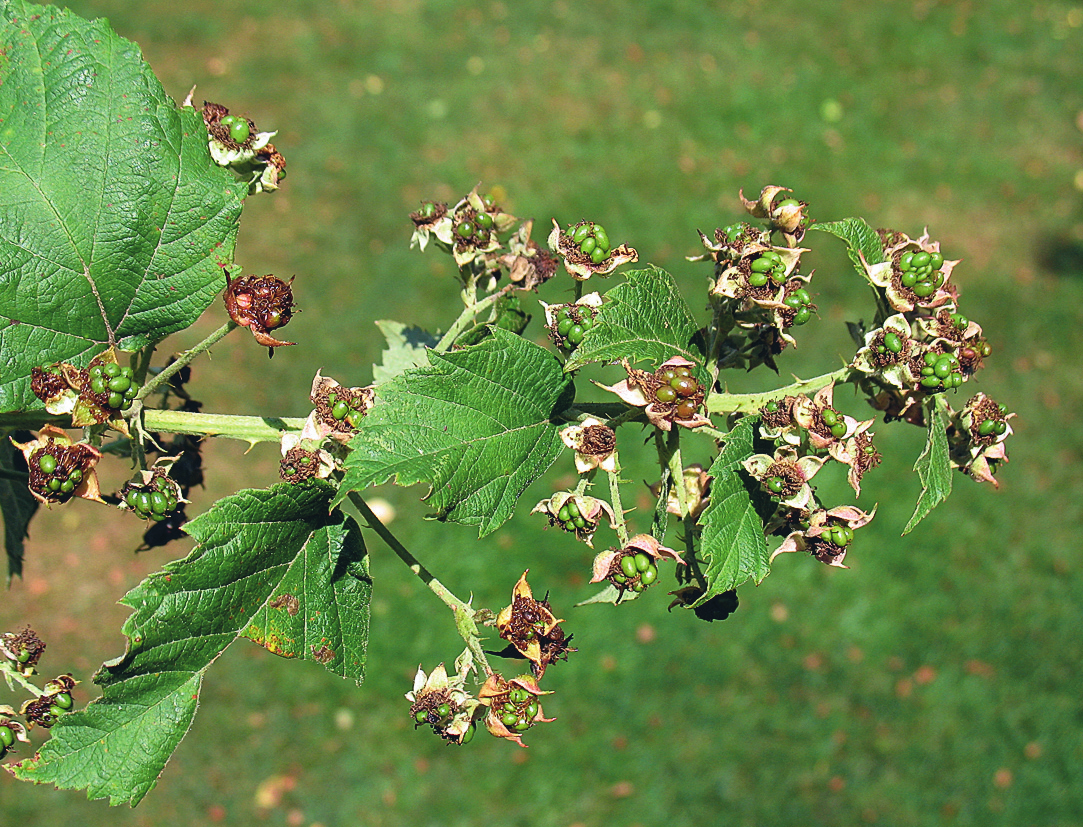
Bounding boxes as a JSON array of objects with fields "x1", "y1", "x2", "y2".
[
  {"x1": 994, "y1": 420, "x2": 1007, "y2": 435},
  {"x1": 748, "y1": 271, "x2": 769, "y2": 287},
  {"x1": 38, "y1": 453, "x2": 57, "y2": 474},
  {"x1": 830, "y1": 422, "x2": 847, "y2": 439},
  {"x1": 475, "y1": 211, "x2": 493, "y2": 230},
  {"x1": 16, "y1": 647, "x2": 31, "y2": 664},
  {"x1": 589, "y1": 246, "x2": 607, "y2": 264},
  {"x1": 60, "y1": 479, "x2": 75, "y2": 493},
  {"x1": 634, "y1": 552, "x2": 651, "y2": 572},
  {"x1": 675, "y1": 400, "x2": 697, "y2": 419},
  {"x1": 229, "y1": 119, "x2": 251, "y2": 143},
  {"x1": 0, "y1": 726, "x2": 14, "y2": 748},
  {"x1": 750, "y1": 256, "x2": 774, "y2": 273},
  {"x1": 593, "y1": 226, "x2": 610, "y2": 252},
  {"x1": 883, "y1": 332, "x2": 903, "y2": 353},
  {"x1": 765, "y1": 476, "x2": 785, "y2": 494},
  {"x1": 108, "y1": 392, "x2": 124, "y2": 409},
  {"x1": 53, "y1": 692, "x2": 73, "y2": 710},
  {"x1": 415, "y1": 709, "x2": 428, "y2": 723},
  {"x1": 91, "y1": 377, "x2": 108, "y2": 394},
  {"x1": 639, "y1": 565, "x2": 658, "y2": 586},
  {"x1": 621, "y1": 555, "x2": 639, "y2": 579},
  {"x1": 455, "y1": 220, "x2": 475, "y2": 239},
  {"x1": 437, "y1": 703, "x2": 451, "y2": 718},
  {"x1": 104, "y1": 363, "x2": 121, "y2": 378},
  {"x1": 978, "y1": 419, "x2": 997, "y2": 436},
  {"x1": 792, "y1": 307, "x2": 812, "y2": 325},
  {"x1": 655, "y1": 385, "x2": 677, "y2": 403},
  {"x1": 566, "y1": 324, "x2": 585, "y2": 345},
  {"x1": 557, "y1": 504, "x2": 571, "y2": 522},
  {"x1": 572, "y1": 224, "x2": 591, "y2": 243},
  {"x1": 821, "y1": 409, "x2": 839, "y2": 427},
  {"x1": 501, "y1": 712, "x2": 519, "y2": 728},
  {"x1": 525, "y1": 701, "x2": 539, "y2": 720}
]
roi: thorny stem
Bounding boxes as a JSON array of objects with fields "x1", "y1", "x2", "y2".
[{"x1": 347, "y1": 491, "x2": 492, "y2": 676}]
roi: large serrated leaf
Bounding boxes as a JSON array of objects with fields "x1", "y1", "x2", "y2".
[
  {"x1": 564, "y1": 266, "x2": 704, "y2": 371},
  {"x1": 340, "y1": 327, "x2": 573, "y2": 536},
  {"x1": 693, "y1": 417, "x2": 771, "y2": 604},
  {"x1": 903, "y1": 397, "x2": 953, "y2": 534},
  {"x1": 0, "y1": 0, "x2": 246, "y2": 412},
  {"x1": 9, "y1": 482, "x2": 371, "y2": 805},
  {"x1": 811, "y1": 218, "x2": 887, "y2": 274},
  {"x1": 1, "y1": 429, "x2": 38, "y2": 583}
]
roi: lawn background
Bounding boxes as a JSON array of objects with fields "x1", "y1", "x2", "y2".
[{"x1": 3, "y1": 1, "x2": 1082, "y2": 825}]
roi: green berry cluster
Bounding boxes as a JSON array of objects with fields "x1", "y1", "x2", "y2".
[
  {"x1": 552, "y1": 305, "x2": 597, "y2": 350},
  {"x1": 496, "y1": 686, "x2": 540, "y2": 733},
  {"x1": 413, "y1": 700, "x2": 451, "y2": 725},
  {"x1": 720, "y1": 223, "x2": 750, "y2": 244},
  {"x1": 918, "y1": 350, "x2": 963, "y2": 392},
  {"x1": 555, "y1": 498, "x2": 590, "y2": 532},
  {"x1": 876, "y1": 330, "x2": 906, "y2": 356},
  {"x1": 782, "y1": 287, "x2": 815, "y2": 326},
  {"x1": 218, "y1": 114, "x2": 251, "y2": 144},
  {"x1": 822, "y1": 522, "x2": 855, "y2": 548},
  {"x1": 30, "y1": 448, "x2": 84, "y2": 501},
  {"x1": 653, "y1": 365, "x2": 701, "y2": 420},
  {"x1": 746, "y1": 249, "x2": 787, "y2": 288},
  {"x1": 88, "y1": 362, "x2": 139, "y2": 411},
  {"x1": 897, "y1": 250, "x2": 946, "y2": 298},
  {"x1": 327, "y1": 390, "x2": 365, "y2": 430},
  {"x1": 417, "y1": 201, "x2": 439, "y2": 219},
  {"x1": 569, "y1": 222, "x2": 611, "y2": 264},
  {"x1": 820, "y1": 407, "x2": 848, "y2": 439},
  {"x1": 976, "y1": 408, "x2": 1009, "y2": 438},
  {"x1": 453, "y1": 210, "x2": 494, "y2": 243},
  {"x1": 124, "y1": 474, "x2": 180, "y2": 522},
  {"x1": 611, "y1": 551, "x2": 659, "y2": 593},
  {"x1": 946, "y1": 311, "x2": 969, "y2": 332},
  {"x1": 48, "y1": 691, "x2": 74, "y2": 718}
]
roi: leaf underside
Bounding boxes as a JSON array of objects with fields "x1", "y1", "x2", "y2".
[
  {"x1": 340, "y1": 327, "x2": 574, "y2": 537},
  {"x1": 811, "y1": 218, "x2": 888, "y2": 273},
  {"x1": 693, "y1": 417, "x2": 771, "y2": 604},
  {"x1": 0, "y1": 0, "x2": 246, "y2": 412},
  {"x1": 903, "y1": 397, "x2": 953, "y2": 534},
  {"x1": 372, "y1": 319, "x2": 438, "y2": 384},
  {"x1": 9, "y1": 482, "x2": 371, "y2": 805}
]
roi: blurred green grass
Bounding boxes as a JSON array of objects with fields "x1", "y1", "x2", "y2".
[{"x1": 3, "y1": 0, "x2": 1083, "y2": 825}]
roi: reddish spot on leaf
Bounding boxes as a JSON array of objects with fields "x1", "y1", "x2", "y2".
[{"x1": 311, "y1": 645, "x2": 334, "y2": 663}]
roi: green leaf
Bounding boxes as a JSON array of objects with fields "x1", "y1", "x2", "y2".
[
  {"x1": 564, "y1": 266, "x2": 704, "y2": 372},
  {"x1": 372, "y1": 320, "x2": 438, "y2": 385},
  {"x1": 811, "y1": 218, "x2": 888, "y2": 274},
  {"x1": 693, "y1": 417, "x2": 770, "y2": 604},
  {"x1": 0, "y1": 1, "x2": 246, "y2": 412},
  {"x1": 576, "y1": 582, "x2": 644, "y2": 607},
  {"x1": 340, "y1": 327, "x2": 573, "y2": 536},
  {"x1": 1, "y1": 430, "x2": 38, "y2": 583},
  {"x1": 903, "y1": 397, "x2": 953, "y2": 534},
  {"x1": 9, "y1": 482, "x2": 371, "y2": 805}
]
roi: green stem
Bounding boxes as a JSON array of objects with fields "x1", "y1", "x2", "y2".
[
  {"x1": 705, "y1": 365, "x2": 854, "y2": 415},
  {"x1": 141, "y1": 409, "x2": 306, "y2": 444},
  {"x1": 347, "y1": 491, "x2": 492, "y2": 676},
  {"x1": 135, "y1": 321, "x2": 238, "y2": 404},
  {"x1": 607, "y1": 454, "x2": 630, "y2": 546},
  {"x1": 664, "y1": 428, "x2": 690, "y2": 520},
  {"x1": 434, "y1": 285, "x2": 513, "y2": 353}
]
